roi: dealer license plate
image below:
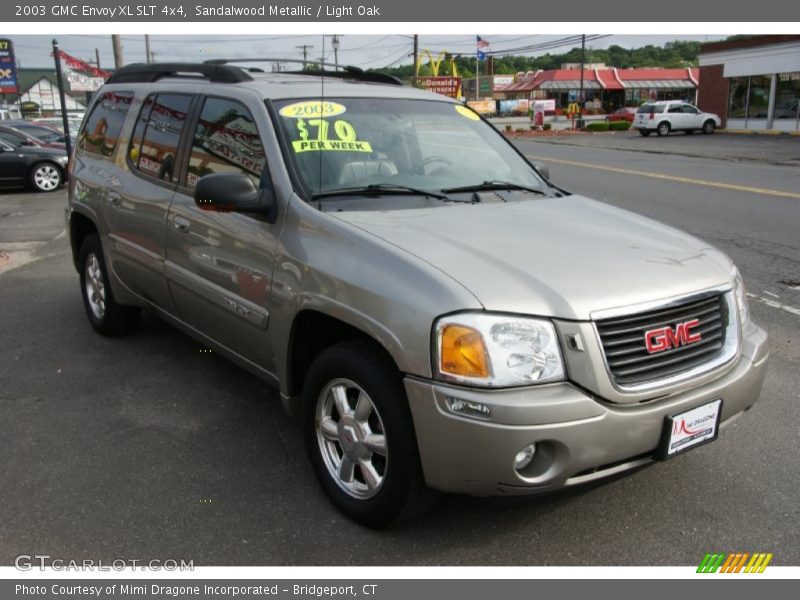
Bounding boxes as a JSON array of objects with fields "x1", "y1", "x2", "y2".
[{"x1": 657, "y1": 399, "x2": 723, "y2": 460}]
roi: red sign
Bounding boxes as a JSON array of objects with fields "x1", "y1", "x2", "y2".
[{"x1": 418, "y1": 76, "x2": 462, "y2": 99}]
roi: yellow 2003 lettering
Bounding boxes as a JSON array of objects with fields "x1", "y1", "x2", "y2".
[{"x1": 279, "y1": 100, "x2": 347, "y2": 119}]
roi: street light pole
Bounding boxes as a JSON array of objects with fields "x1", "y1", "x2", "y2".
[{"x1": 578, "y1": 34, "x2": 586, "y2": 128}]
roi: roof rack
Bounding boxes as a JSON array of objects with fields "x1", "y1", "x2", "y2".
[
  {"x1": 204, "y1": 58, "x2": 403, "y2": 86},
  {"x1": 106, "y1": 63, "x2": 253, "y2": 85}
]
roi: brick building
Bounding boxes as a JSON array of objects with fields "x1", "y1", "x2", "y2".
[{"x1": 698, "y1": 35, "x2": 800, "y2": 131}]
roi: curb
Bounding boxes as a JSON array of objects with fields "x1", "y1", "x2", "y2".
[{"x1": 722, "y1": 129, "x2": 800, "y2": 136}]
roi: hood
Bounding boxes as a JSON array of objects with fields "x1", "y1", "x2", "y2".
[{"x1": 331, "y1": 195, "x2": 733, "y2": 320}]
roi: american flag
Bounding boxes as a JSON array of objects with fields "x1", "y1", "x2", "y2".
[{"x1": 477, "y1": 36, "x2": 489, "y2": 61}]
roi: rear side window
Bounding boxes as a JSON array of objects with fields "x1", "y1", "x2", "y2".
[
  {"x1": 637, "y1": 104, "x2": 665, "y2": 114},
  {"x1": 78, "y1": 92, "x2": 134, "y2": 156},
  {"x1": 130, "y1": 93, "x2": 192, "y2": 184},
  {"x1": 185, "y1": 97, "x2": 266, "y2": 188}
]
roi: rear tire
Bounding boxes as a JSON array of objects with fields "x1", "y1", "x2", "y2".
[
  {"x1": 78, "y1": 233, "x2": 140, "y2": 336},
  {"x1": 302, "y1": 339, "x2": 436, "y2": 528},
  {"x1": 702, "y1": 120, "x2": 716, "y2": 134},
  {"x1": 656, "y1": 122, "x2": 671, "y2": 137},
  {"x1": 29, "y1": 162, "x2": 62, "y2": 192}
]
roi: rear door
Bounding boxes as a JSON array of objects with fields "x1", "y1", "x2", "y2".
[
  {"x1": 165, "y1": 94, "x2": 280, "y2": 367},
  {"x1": 106, "y1": 92, "x2": 195, "y2": 311},
  {"x1": 666, "y1": 103, "x2": 685, "y2": 129}
]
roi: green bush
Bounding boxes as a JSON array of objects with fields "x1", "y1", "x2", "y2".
[
  {"x1": 543, "y1": 123, "x2": 552, "y2": 131},
  {"x1": 586, "y1": 121, "x2": 610, "y2": 132},
  {"x1": 609, "y1": 121, "x2": 631, "y2": 131},
  {"x1": 515, "y1": 127, "x2": 527, "y2": 132}
]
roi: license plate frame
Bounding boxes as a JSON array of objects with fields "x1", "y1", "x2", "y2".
[{"x1": 656, "y1": 398, "x2": 723, "y2": 460}]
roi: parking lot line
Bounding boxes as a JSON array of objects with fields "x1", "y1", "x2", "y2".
[{"x1": 525, "y1": 154, "x2": 800, "y2": 200}]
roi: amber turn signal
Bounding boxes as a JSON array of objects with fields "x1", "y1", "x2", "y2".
[{"x1": 440, "y1": 324, "x2": 491, "y2": 379}]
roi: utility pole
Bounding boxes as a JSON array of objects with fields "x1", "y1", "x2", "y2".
[
  {"x1": 295, "y1": 44, "x2": 314, "y2": 68},
  {"x1": 578, "y1": 34, "x2": 586, "y2": 128},
  {"x1": 331, "y1": 35, "x2": 340, "y2": 71},
  {"x1": 95, "y1": 48, "x2": 100, "y2": 70},
  {"x1": 111, "y1": 34, "x2": 124, "y2": 68},
  {"x1": 412, "y1": 34, "x2": 418, "y2": 87},
  {"x1": 144, "y1": 34, "x2": 152, "y2": 63}
]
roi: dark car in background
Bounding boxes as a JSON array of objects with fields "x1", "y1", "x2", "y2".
[
  {"x1": 0, "y1": 120, "x2": 67, "y2": 149},
  {"x1": 0, "y1": 138, "x2": 69, "y2": 192}
]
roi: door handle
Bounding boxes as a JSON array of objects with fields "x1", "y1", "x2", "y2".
[
  {"x1": 172, "y1": 215, "x2": 191, "y2": 233},
  {"x1": 107, "y1": 191, "x2": 122, "y2": 206}
]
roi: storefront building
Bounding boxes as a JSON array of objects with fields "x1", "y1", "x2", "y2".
[
  {"x1": 495, "y1": 66, "x2": 698, "y2": 113},
  {"x1": 698, "y1": 35, "x2": 800, "y2": 131}
]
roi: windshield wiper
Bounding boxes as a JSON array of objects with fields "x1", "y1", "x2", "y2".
[
  {"x1": 441, "y1": 180, "x2": 546, "y2": 195},
  {"x1": 311, "y1": 183, "x2": 447, "y2": 200}
]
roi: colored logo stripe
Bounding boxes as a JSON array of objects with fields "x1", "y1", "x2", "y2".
[{"x1": 697, "y1": 553, "x2": 773, "y2": 573}]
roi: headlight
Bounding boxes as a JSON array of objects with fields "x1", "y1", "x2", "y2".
[
  {"x1": 732, "y1": 266, "x2": 750, "y2": 326},
  {"x1": 435, "y1": 313, "x2": 564, "y2": 387}
]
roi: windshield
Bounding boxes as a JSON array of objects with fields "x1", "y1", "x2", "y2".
[{"x1": 272, "y1": 97, "x2": 546, "y2": 197}]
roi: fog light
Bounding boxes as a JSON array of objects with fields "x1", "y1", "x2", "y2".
[
  {"x1": 514, "y1": 444, "x2": 537, "y2": 471},
  {"x1": 445, "y1": 397, "x2": 491, "y2": 419}
]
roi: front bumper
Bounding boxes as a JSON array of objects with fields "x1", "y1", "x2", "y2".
[{"x1": 406, "y1": 322, "x2": 768, "y2": 496}]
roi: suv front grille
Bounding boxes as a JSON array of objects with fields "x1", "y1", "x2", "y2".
[{"x1": 595, "y1": 294, "x2": 728, "y2": 387}]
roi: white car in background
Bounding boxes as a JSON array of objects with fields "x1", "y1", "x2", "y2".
[{"x1": 633, "y1": 101, "x2": 721, "y2": 137}]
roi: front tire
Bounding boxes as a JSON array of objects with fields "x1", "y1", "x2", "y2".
[
  {"x1": 702, "y1": 120, "x2": 716, "y2": 134},
  {"x1": 302, "y1": 339, "x2": 435, "y2": 528},
  {"x1": 79, "y1": 233, "x2": 140, "y2": 336},
  {"x1": 656, "y1": 122, "x2": 671, "y2": 137},
  {"x1": 29, "y1": 162, "x2": 62, "y2": 192}
]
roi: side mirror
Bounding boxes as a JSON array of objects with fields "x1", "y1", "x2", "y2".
[
  {"x1": 194, "y1": 173, "x2": 277, "y2": 223},
  {"x1": 532, "y1": 161, "x2": 550, "y2": 181}
]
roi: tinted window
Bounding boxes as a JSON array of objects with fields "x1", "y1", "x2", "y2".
[
  {"x1": 186, "y1": 98, "x2": 265, "y2": 188},
  {"x1": 682, "y1": 105, "x2": 699, "y2": 114},
  {"x1": 79, "y1": 92, "x2": 134, "y2": 156},
  {"x1": 132, "y1": 94, "x2": 192, "y2": 183},
  {"x1": 667, "y1": 105, "x2": 683, "y2": 113},
  {"x1": 636, "y1": 104, "x2": 665, "y2": 114},
  {"x1": 0, "y1": 129, "x2": 26, "y2": 147}
]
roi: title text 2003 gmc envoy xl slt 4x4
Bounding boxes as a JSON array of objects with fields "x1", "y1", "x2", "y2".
[{"x1": 67, "y1": 62, "x2": 768, "y2": 527}]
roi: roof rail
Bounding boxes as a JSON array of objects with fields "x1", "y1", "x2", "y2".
[
  {"x1": 105, "y1": 63, "x2": 253, "y2": 84},
  {"x1": 204, "y1": 58, "x2": 403, "y2": 86}
]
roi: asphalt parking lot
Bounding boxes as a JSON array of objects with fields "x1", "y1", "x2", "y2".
[{"x1": 1, "y1": 132, "x2": 799, "y2": 566}]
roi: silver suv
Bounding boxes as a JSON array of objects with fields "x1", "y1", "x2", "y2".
[
  {"x1": 633, "y1": 101, "x2": 722, "y2": 136},
  {"x1": 67, "y1": 62, "x2": 768, "y2": 527}
]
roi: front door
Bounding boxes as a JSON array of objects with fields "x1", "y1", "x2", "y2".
[{"x1": 165, "y1": 95, "x2": 280, "y2": 368}]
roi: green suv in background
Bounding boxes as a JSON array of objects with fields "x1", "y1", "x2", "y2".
[{"x1": 67, "y1": 62, "x2": 768, "y2": 527}]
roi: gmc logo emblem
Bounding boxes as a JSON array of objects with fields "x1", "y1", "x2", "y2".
[{"x1": 645, "y1": 319, "x2": 702, "y2": 354}]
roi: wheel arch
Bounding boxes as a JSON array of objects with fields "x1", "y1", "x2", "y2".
[
  {"x1": 69, "y1": 211, "x2": 99, "y2": 272},
  {"x1": 284, "y1": 309, "x2": 403, "y2": 403}
]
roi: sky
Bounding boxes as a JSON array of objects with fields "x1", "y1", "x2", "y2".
[{"x1": 7, "y1": 34, "x2": 727, "y2": 71}]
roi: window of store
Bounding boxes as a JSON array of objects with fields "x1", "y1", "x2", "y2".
[
  {"x1": 747, "y1": 75, "x2": 771, "y2": 120},
  {"x1": 775, "y1": 72, "x2": 800, "y2": 126},
  {"x1": 728, "y1": 77, "x2": 748, "y2": 119}
]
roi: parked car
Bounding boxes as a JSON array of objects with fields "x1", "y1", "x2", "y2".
[
  {"x1": 605, "y1": 107, "x2": 637, "y2": 123},
  {"x1": 33, "y1": 117, "x2": 84, "y2": 141},
  {"x1": 67, "y1": 62, "x2": 767, "y2": 527},
  {"x1": 633, "y1": 101, "x2": 721, "y2": 136},
  {"x1": 0, "y1": 121, "x2": 67, "y2": 149},
  {"x1": 774, "y1": 99, "x2": 800, "y2": 119},
  {"x1": 0, "y1": 138, "x2": 69, "y2": 192}
]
